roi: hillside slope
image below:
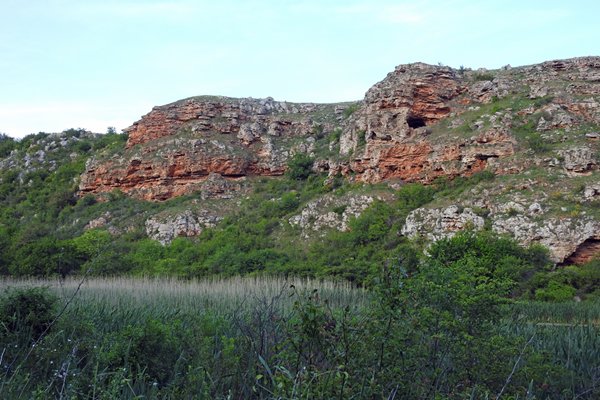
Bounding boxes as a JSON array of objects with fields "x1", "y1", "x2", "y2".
[
  {"x1": 0, "y1": 57, "x2": 598, "y2": 282},
  {"x1": 77, "y1": 57, "x2": 600, "y2": 263}
]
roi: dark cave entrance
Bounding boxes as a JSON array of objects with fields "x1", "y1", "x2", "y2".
[
  {"x1": 561, "y1": 238, "x2": 600, "y2": 266},
  {"x1": 406, "y1": 115, "x2": 426, "y2": 129}
]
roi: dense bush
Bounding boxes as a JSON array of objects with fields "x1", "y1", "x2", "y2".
[
  {"x1": 0, "y1": 133, "x2": 17, "y2": 157},
  {"x1": 286, "y1": 153, "x2": 314, "y2": 180},
  {"x1": 0, "y1": 286, "x2": 57, "y2": 340}
]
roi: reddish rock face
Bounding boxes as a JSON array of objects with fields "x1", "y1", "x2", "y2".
[
  {"x1": 125, "y1": 96, "x2": 320, "y2": 148},
  {"x1": 341, "y1": 62, "x2": 516, "y2": 183},
  {"x1": 349, "y1": 129, "x2": 515, "y2": 183},
  {"x1": 562, "y1": 238, "x2": 600, "y2": 265},
  {"x1": 350, "y1": 63, "x2": 466, "y2": 143},
  {"x1": 79, "y1": 137, "x2": 289, "y2": 201},
  {"x1": 80, "y1": 96, "x2": 342, "y2": 201},
  {"x1": 80, "y1": 57, "x2": 600, "y2": 201}
]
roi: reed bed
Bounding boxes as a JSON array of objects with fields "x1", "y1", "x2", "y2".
[
  {"x1": 509, "y1": 300, "x2": 600, "y2": 325},
  {"x1": 0, "y1": 275, "x2": 369, "y2": 319}
]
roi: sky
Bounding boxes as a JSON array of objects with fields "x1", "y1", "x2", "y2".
[{"x1": 1, "y1": 0, "x2": 599, "y2": 138}]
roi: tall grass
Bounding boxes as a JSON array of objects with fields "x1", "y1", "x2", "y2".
[
  {"x1": 0, "y1": 275, "x2": 368, "y2": 313},
  {"x1": 502, "y1": 301, "x2": 600, "y2": 398},
  {"x1": 509, "y1": 300, "x2": 600, "y2": 324},
  {"x1": 0, "y1": 276, "x2": 370, "y2": 399},
  {"x1": 1, "y1": 278, "x2": 599, "y2": 398}
]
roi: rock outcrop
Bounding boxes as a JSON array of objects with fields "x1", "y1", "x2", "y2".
[
  {"x1": 403, "y1": 202, "x2": 600, "y2": 264},
  {"x1": 145, "y1": 210, "x2": 222, "y2": 245},
  {"x1": 77, "y1": 57, "x2": 600, "y2": 261},
  {"x1": 289, "y1": 194, "x2": 383, "y2": 238},
  {"x1": 80, "y1": 97, "x2": 347, "y2": 200},
  {"x1": 337, "y1": 62, "x2": 520, "y2": 183},
  {"x1": 125, "y1": 96, "x2": 325, "y2": 148},
  {"x1": 336, "y1": 57, "x2": 600, "y2": 184},
  {"x1": 492, "y1": 215, "x2": 600, "y2": 263},
  {"x1": 81, "y1": 57, "x2": 600, "y2": 200},
  {"x1": 401, "y1": 205, "x2": 486, "y2": 242}
]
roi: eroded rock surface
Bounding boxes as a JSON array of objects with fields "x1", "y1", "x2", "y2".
[
  {"x1": 80, "y1": 97, "x2": 348, "y2": 200},
  {"x1": 492, "y1": 215, "x2": 600, "y2": 263},
  {"x1": 289, "y1": 194, "x2": 378, "y2": 238},
  {"x1": 401, "y1": 206, "x2": 485, "y2": 241},
  {"x1": 403, "y1": 203, "x2": 600, "y2": 264},
  {"x1": 77, "y1": 57, "x2": 600, "y2": 260},
  {"x1": 145, "y1": 210, "x2": 222, "y2": 245}
]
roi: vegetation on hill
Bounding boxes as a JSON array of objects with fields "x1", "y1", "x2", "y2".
[
  {"x1": 0, "y1": 60, "x2": 600, "y2": 399},
  {"x1": 0, "y1": 235, "x2": 598, "y2": 398}
]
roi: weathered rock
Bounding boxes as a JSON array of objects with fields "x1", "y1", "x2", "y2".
[
  {"x1": 403, "y1": 202, "x2": 600, "y2": 264},
  {"x1": 529, "y1": 84, "x2": 549, "y2": 98},
  {"x1": 80, "y1": 97, "x2": 344, "y2": 201},
  {"x1": 562, "y1": 238, "x2": 600, "y2": 265},
  {"x1": 81, "y1": 57, "x2": 600, "y2": 201},
  {"x1": 289, "y1": 194, "x2": 379, "y2": 238},
  {"x1": 341, "y1": 62, "x2": 465, "y2": 154},
  {"x1": 145, "y1": 210, "x2": 222, "y2": 245},
  {"x1": 559, "y1": 146, "x2": 597, "y2": 174},
  {"x1": 401, "y1": 205, "x2": 485, "y2": 241},
  {"x1": 125, "y1": 96, "x2": 323, "y2": 148},
  {"x1": 492, "y1": 215, "x2": 600, "y2": 263},
  {"x1": 583, "y1": 184, "x2": 600, "y2": 200},
  {"x1": 349, "y1": 127, "x2": 515, "y2": 183},
  {"x1": 84, "y1": 212, "x2": 111, "y2": 230}
]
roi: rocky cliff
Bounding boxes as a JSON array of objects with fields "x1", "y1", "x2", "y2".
[
  {"x1": 78, "y1": 57, "x2": 600, "y2": 262},
  {"x1": 79, "y1": 96, "x2": 350, "y2": 200}
]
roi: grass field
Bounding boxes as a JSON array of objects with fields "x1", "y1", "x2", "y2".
[
  {"x1": 0, "y1": 275, "x2": 369, "y2": 313},
  {"x1": 0, "y1": 276, "x2": 599, "y2": 399}
]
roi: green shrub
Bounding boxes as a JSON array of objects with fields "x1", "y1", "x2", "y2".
[
  {"x1": 527, "y1": 132, "x2": 552, "y2": 153},
  {"x1": 535, "y1": 280, "x2": 577, "y2": 302},
  {"x1": 473, "y1": 72, "x2": 495, "y2": 81},
  {"x1": 0, "y1": 133, "x2": 17, "y2": 158},
  {"x1": 0, "y1": 286, "x2": 58, "y2": 340},
  {"x1": 343, "y1": 103, "x2": 360, "y2": 118},
  {"x1": 287, "y1": 153, "x2": 314, "y2": 181}
]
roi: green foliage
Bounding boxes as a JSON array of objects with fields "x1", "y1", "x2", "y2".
[
  {"x1": 0, "y1": 286, "x2": 57, "y2": 340},
  {"x1": 286, "y1": 153, "x2": 314, "y2": 180},
  {"x1": 356, "y1": 129, "x2": 367, "y2": 147},
  {"x1": 527, "y1": 258, "x2": 600, "y2": 300},
  {"x1": 343, "y1": 103, "x2": 360, "y2": 118},
  {"x1": 10, "y1": 237, "x2": 85, "y2": 277},
  {"x1": 473, "y1": 72, "x2": 495, "y2": 81},
  {"x1": 330, "y1": 127, "x2": 342, "y2": 142},
  {"x1": 535, "y1": 280, "x2": 577, "y2": 301},
  {"x1": 533, "y1": 95, "x2": 554, "y2": 108},
  {"x1": 0, "y1": 133, "x2": 17, "y2": 157},
  {"x1": 428, "y1": 231, "x2": 552, "y2": 295},
  {"x1": 526, "y1": 132, "x2": 552, "y2": 153},
  {"x1": 0, "y1": 274, "x2": 598, "y2": 398},
  {"x1": 92, "y1": 131, "x2": 128, "y2": 151},
  {"x1": 108, "y1": 319, "x2": 180, "y2": 386}
]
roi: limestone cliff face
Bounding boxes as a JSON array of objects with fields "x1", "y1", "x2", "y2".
[
  {"x1": 81, "y1": 57, "x2": 600, "y2": 201},
  {"x1": 338, "y1": 58, "x2": 600, "y2": 183},
  {"x1": 80, "y1": 96, "x2": 346, "y2": 200},
  {"x1": 340, "y1": 62, "x2": 517, "y2": 183},
  {"x1": 78, "y1": 57, "x2": 600, "y2": 262},
  {"x1": 125, "y1": 96, "x2": 325, "y2": 148}
]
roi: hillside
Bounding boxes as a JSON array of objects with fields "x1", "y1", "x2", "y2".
[{"x1": 0, "y1": 57, "x2": 599, "y2": 289}]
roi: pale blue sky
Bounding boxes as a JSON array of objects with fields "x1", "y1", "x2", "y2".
[{"x1": 1, "y1": 0, "x2": 598, "y2": 138}]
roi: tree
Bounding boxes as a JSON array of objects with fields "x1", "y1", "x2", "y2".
[{"x1": 287, "y1": 153, "x2": 314, "y2": 180}]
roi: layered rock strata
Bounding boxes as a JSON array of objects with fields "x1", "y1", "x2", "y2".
[{"x1": 80, "y1": 97, "x2": 344, "y2": 200}]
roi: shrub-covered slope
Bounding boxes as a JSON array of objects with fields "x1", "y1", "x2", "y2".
[{"x1": 0, "y1": 57, "x2": 599, "y2": 298}]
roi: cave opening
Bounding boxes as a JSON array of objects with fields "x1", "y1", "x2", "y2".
[
  {"x1": 406, "y1": 115, "x2": 426, "y2": 129},
  {"x1": 561, "y1": 238, "x2": 600, "y2": 266}
]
